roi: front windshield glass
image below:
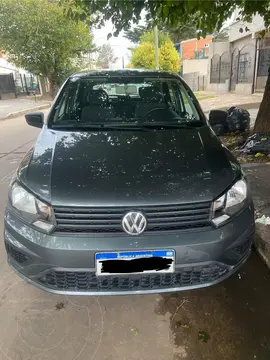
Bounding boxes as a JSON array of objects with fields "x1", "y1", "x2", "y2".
[{"x1": 49, "y1": 76, "x2": 202, "y2": 127}]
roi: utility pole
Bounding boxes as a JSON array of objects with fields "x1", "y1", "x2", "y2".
[
  {"x1": 154, "y1": 26, "x2": 159, "y2": 70},
  {"x1": 122, "y1": 56, "x2": 125, "y2": 69}
]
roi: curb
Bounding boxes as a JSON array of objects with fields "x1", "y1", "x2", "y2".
[
  {"x1": 0, "y1": 104, "x2": 51, "y2": 122},
  {"x1": 254, "y1": 225, "x2": 270, "y2": 269}
]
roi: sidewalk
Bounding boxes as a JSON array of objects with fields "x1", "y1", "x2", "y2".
[
  {"x1": 244, "y1": 163, "x2": 270, "y2": 268},
  {"x1": 199, "y1": 92, "x2": 262, "y2": 113},
  {"x1": 198, "y1": 92, "x2": 262, "y2": 128},
  {"x1": 0, "y1": 97, "x2": 51, "y2": 120}
]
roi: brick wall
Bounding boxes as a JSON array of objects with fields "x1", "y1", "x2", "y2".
[{"x1": 181, "y1": 37, "x2": 213, "y2": 60}]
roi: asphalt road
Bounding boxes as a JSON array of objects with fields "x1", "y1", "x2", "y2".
[{"x1": 0, "y1": 115, "x2": 270, "y2": 360}]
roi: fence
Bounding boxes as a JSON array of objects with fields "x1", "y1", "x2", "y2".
[
  {"x1": 14, "y1": 72, "x2": 41, "y2": 96},
  {"x1": 182, "y1": 72, "x2": 206, "y2": 91},
  {"x1": 258, "y1": 47, "x2": 270, "y2": 76},
  {"x1": 210, "y1": 40, "x2": 270, "y2": 92}
]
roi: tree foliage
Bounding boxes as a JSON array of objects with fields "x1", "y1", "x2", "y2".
[
  {"x1": 213, "y1": 27, "x2": 229, "y2": 42},
  {"x1": 165, "y1": 24, "x2": 198, "y2": 43},
  {"x1": 96, "y1": 44, "x2": 118, "y2": 68},
  {"x1": 159, "y1": 41, "x2": 180, "y2": 72},
  {"x1": 124, "y1": 25, "x2": 151, "y2": 44},
  {"x1": 71, "y1": 0, "x2": 270, "y2": 38},
  {"x1": 124, "y1": 22, "x2": 200, "y2": 45},
  {"x1": 0, "y1": 0, "x2": 93, "y2": 95},
  {"x1": 131, "y1": 39, "x2": 180, "y2": 72},
  {"x1": 131, "y1": 43, "x2": 156, "y2": 70},
  {"x1": 140, "y1": 31, "x2": 171, "y2": 46}
]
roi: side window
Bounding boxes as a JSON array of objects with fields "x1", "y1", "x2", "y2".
[
  {"x1": 172, "y1": 81, "x2": 200, "y2": 120},
  {"x1": 54, "y1": 90, "x2": 68, "y2": 122},
  {"x1": 168, "y1": 83, "x2": 178, "y2": 111},
  {"x1": 52, "y1": 81, "x2": 80, "y2": 123}
]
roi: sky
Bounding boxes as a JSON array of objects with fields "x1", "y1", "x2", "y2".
[{"x1": 92, "y1": 22, "x2": 133, "y2": 69}]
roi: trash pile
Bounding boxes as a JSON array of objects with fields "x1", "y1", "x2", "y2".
[
  {"x1": 255, "y1": 215, "x2": 270, "y2": 225},
  {"x1": 209, "y1": 107, "x2": 250, "y2": 136},
  {"x1": 239, "y1": 133, "x2": 270, "y2": 155}
]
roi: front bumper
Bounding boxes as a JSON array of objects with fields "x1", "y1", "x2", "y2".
[{"x1": 4, "y1": 205, "x2": 255, "y2": 295}]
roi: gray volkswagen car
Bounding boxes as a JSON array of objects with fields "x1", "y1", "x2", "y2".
[{"x1": 4, "y1": 70, "x2": 254, "y2": 295}]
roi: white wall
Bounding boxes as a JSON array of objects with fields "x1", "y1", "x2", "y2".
[
  {"x1": 209, "y1": 42, "x2": 230, "y2": 57},
  {"x1": 231, "y1": 34, "x2": 255, "y2": 51},
  {"x1": 207, "y1": 81, "x2": 230, "y2": 93},
  {"x1": 182, "y1": 59, "x2": 209, "y2": 75},
  {"x1": 0, "y1": 58, "x2": 29, "y2": 76},
  {"x1": 229, "y1": 14, "x2": 265, "y2": 42}
]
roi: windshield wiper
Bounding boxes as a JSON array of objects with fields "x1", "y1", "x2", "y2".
[
  {"x1": 140, "y1": 122, "x2": 200, "y2": 129},
  {"x1": 50, "y1": 123, "x2": 151, "y2": 131},
  {"x1": 51, "y1": 121, "x2": 202, "y2": 131}
]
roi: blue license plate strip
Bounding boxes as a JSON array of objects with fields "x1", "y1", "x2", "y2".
[{"x1": 95, "y1": 249, "x2": 175, "y2": 276}]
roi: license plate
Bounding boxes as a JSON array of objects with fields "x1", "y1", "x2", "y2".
[{"x1": 95, "y1": 249, "x2": 175, "y2": 276}]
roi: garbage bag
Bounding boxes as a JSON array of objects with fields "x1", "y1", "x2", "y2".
[
  {"x1": 211, "y1": 123, "x2": 227, "y2": 136},
  {"x1": 240, "y1": 133, "x2": 270, "y2": 154},
  {"x1": 226, "y1": 107, "x2": 250, "y2": 132},
  {"x1": 208, "y1": 109, "x2": 228, "y2": 135}
]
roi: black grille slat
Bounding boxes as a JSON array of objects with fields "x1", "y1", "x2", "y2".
[
  {"x1": 54, "y1": 202, "x2": 211, "y2": 233},
  {"x1": 148, "y1": 214, "x2": 209, "y2": 223},
  {"x1": 5, "y1": 243, "x2": 28, "y2": 264},
  {"x1": 148, "y1": 208, "x2": 210, "y2": 217},
  {"x1": 58, "y1": 218, "x2": 120, "y2": 225},
  {"x1": 38, "y1": 263, "x2": 228, "y2": 292},
  {"x1": 54, "y1": 213, "x2": 121, "y2": 219},
  {"x1": 56, "y1": 224, "x2": 121, "y2": 230}
]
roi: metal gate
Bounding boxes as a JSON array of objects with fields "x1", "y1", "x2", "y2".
[
  {"x1": 0, "y1": 74, "x2": 16, "y2": 97},
  {"x1": 230, "y1": 48, "x2": 239, "y2": 91}
]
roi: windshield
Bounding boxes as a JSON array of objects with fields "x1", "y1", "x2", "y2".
[{"x1": 49, "y1": 76, "x2": 203, "y2": 128}]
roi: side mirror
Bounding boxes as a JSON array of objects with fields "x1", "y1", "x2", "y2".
[
  {"x1": 25, "y1": 112, "x2": 44, "y2": 128},
  {"x1": 208, "y1": 109, "x2": 228, "y2": 136}
]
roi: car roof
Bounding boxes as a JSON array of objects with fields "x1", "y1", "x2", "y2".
[{"x1": 70, "y1": 69, "x2": 181, "y2": 80}]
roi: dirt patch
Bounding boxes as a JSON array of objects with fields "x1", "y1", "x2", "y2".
[
  {"x1": 55, "y1": 302, "x2": 65, "y2": 311},
  {"x1": 155, "y1": 252, "x2": 270, "y2": 360}
]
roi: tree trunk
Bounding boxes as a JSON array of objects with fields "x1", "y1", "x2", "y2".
[
  {"x1": 253, "y1": 66, "x2": 270, "y2": 133},
  {"x1": 48, "y1": 77, "x2": 59, "y2": 99}
]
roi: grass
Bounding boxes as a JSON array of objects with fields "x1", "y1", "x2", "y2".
[{"x1": 195, "y1": 92, "x2": 216, "y2": 101}]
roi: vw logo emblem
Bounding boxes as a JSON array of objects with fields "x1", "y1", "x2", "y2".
[{"x1": 122, "y1": 211, "x2": 147, "y2": 236}]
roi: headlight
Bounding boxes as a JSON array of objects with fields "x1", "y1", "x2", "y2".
[
  {"x1": 10, "y1": 182, "x2": 55, "y2": 233},
  {"x1": 212, "y1": 179, "x2": 247, "y2": 226}
]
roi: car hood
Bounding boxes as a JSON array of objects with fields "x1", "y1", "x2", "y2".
[{"x1": 18, "y1": 126, "x2": 240, "y2": 206}]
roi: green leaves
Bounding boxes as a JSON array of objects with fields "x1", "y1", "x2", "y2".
[
  {"x1": 131, "y1": 38, "x2": 180, "y2": 72},
  {"x1": 72, "y1": 0, "x2": 270, "y2": 37},
  {"x1": 198, "y1": 330, "x2": 210, "y2": 343},
  {"x1": 140, "y1": 31, "x2": 171, "y2": 46},
  {"x1": 0, "y1": 0, "x2": 93, "y2": 88}
]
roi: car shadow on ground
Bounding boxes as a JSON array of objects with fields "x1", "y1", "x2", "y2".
[{"x1": 156, "y1": 250, "x2": 270, "y2": 360}]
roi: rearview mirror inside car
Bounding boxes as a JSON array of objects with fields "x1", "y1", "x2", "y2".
[{"x1": 25, "y1": 112, "x2": 44, "y2": 128}]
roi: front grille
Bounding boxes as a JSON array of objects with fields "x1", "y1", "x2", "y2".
[
  {"x1": 38, "y1": 263, "x2": 228, "y2": 292},
  {"x1": 54, "y1": 202, "x2": 211, "y2": 233},
  {"x1": 5, "y1": 243, "x2": 28, "y2": 264}
]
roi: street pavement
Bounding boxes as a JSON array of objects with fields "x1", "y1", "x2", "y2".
[
  {"x1": 0, "y1": 114, "x2": 270, "y2": 360},
  {"x1": 0, "y1": 97, "x2": 50, "y2": 119}
]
